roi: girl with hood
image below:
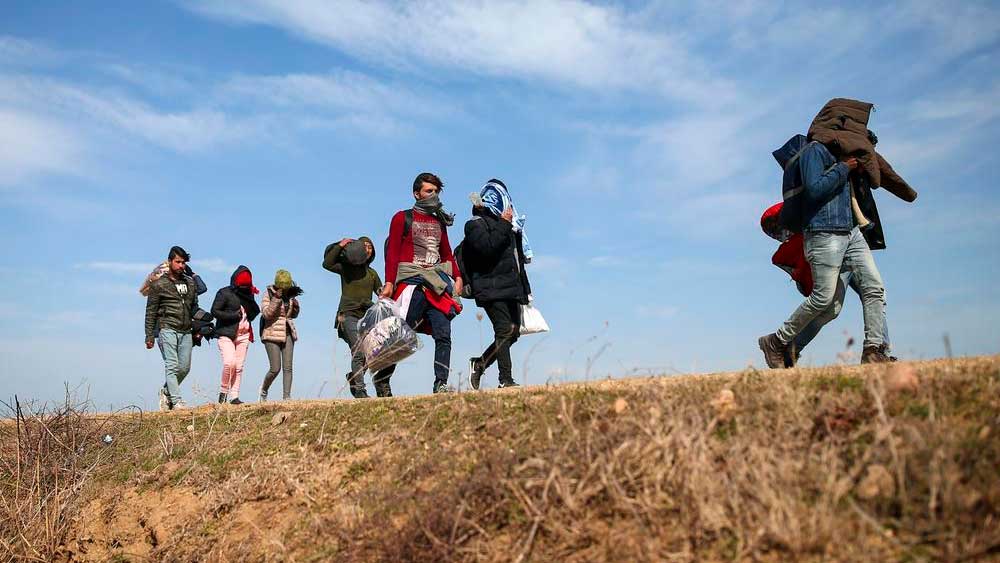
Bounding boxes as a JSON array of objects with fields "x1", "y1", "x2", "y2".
[
  {"x1": 323, "y1": 236, "x2": 389, "y2": 398},
  {"x1": 259, "y1": 269, "x2": 302, "y2": 401},
  {"x1": 211, "y1": 265, "x2": 261, "y2": 404}
]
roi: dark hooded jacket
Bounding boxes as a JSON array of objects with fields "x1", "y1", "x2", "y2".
[
  {"x1": 211, "y1": 265, "x2": 261, "y2": 340},
  {"x1": 461, "y1": 206, "x2": 531, "y2": 306},
  {"x1": 323, "y1": 237, "x2": 383, "y2": 321},
  {"x1": 805, "y1": 98, "x2": 918, "y2": 250}
]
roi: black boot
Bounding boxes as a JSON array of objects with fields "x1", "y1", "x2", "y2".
[
  {"x1": 218, "y1": 392, "x2": 227, "y2": 404},
  {"x1": 346, "y1": 372, "x2": 369, "y2": 399},
  {"x1": 374, "y1": 381, "x2": 393, "y2": 398}
]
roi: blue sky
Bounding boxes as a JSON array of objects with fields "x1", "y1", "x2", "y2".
[{"x1": 1, "y1": 0, "x2": 997, "y2": 410}]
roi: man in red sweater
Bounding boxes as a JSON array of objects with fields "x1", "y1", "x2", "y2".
[{"x1": 379, "y1": 172, "x2": 464, "y2": 393}]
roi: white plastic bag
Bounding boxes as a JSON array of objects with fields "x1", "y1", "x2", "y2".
[
  {"x1": 519, "y1": 300, "x2": 549, "y2": 335},
  {"x1": 357, "y1": 298, "x2": 420, "y2": 372}
]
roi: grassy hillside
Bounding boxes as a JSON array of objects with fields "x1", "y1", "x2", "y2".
[{"x1": 2, "y1": 357, "x2": 999, "y2": 562}]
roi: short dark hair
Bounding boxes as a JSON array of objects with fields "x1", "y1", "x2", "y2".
[
  {"x1": 412, "y1": 172, "x2": 443, "y2": 193},
  {"x1": 168, "y1": 246, "x2": 190, "y2": 262}
]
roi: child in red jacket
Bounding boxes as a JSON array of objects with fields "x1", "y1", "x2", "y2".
[{"x1": 761, "y1": 203, "x2": 852, "y2": 366}]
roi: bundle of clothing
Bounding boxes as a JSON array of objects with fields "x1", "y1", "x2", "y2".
[
  {"x1": 805, "y1": 98, "x2": 918, "y2": 250},
  {"x1": 761, "y1": 202, "x2": 812, "y2": 297},
  {"x1": 357, "y1": 298, "x2": 419, "y2": 372}
]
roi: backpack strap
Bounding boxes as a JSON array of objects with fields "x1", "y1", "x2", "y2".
[
  {"x1": 402, "y1": 209, "x2": 413, "y2": 239},
  {"x1": 782, "y1": 141, "x2": 819, "y2": 200}
]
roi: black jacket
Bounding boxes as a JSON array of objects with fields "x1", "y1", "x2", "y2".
[
  {"x1": 144, "y1": 274, "x2": 199, "y2": 341},
  {"x1": 462, "y1": 208, "x2": 531, "y2": 306},
  {"x1": 211, "y1": 265, "x2": 261, "y2": 340}
]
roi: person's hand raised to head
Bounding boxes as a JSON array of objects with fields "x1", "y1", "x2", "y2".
[
  {"x1": 843, "y1": 157, "x2": 860, "y2": 171},
  {"x1": 339, "y1": 238, "x2": 354, "y2": 248}
]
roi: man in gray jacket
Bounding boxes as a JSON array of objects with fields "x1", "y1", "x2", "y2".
[{"x1": 145, "y1": 246, "x2": 199, "y2": 410}]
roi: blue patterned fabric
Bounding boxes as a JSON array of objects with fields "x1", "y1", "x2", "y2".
[{"x1": 479, "y1": 180, "x2": 533, "y2": 262}]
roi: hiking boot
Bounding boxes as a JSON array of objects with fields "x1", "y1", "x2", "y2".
[
  {"x1": 229, "y1": 398, "x2": 244, "y2": 405},
  {"x1": 350, "y1": 386, "x2": 370, "y2": 399},
  {"x1": 758, "y1": 333, "x2": 790, "y2": 369},
  {"x1": 469, "y1": 357, "x2": 484, "y2": 390},
  {"x1": 218, "y1": 392, "x2": 227, "y2": 404},
  {"x1": 158, "y1": 388, "x2": 169, "y2": 412},
  {"x1": 861, "y1": 346, "x2": 892, "y2": 364},
  {"x1": 498, "y1": 380, "x2": 520, "y2": 389},
  {"x1": 374, "y1": 382, "x2": 392, "y2": 398},
  {"x1": 433, "y1": 381, "x2": 454, "y2": 394}
]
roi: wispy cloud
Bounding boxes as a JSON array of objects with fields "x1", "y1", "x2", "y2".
[
  {"x1": 188, "y1": 0, "x2": 737, "y2": 107},
  {"x1": 0, "y1": 35, "x2": 65, "y2": 67},
  {"x1": 0, "y1": 110, "x2": 85, "y2": 187},
  {"x1": 80, "y1": 261, "x2": 157, "y2": 275},
  {"x1": 190, "y1": 258, "x2": 236, "y2": 274},
  {"x1": 80, "y1": 257, "x2": 233, "y2": 275},
  {"x1": 0, "y1": 35, "x2": 461, "y2": 189}
]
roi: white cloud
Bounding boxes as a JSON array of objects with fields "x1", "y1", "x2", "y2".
[
  {"x1": 0, "y1": 110, "x2": 85, "y2": 187},
  {"x1": 221, "y1": 70, "x2": 447, "y2": 117},
  {"x1": 0, "y1": 74, "x2": 255, "y2": 154},
  {"x1": 0, "y1": 35, "x2": 65, "y2": 67},
  {"x1": 188, "y1": 0, "x2": 736, "y2": 106},
  {"x1": 80, "y1": 257, "x2": 234, "y2": 275},
  {"x1": 81, "y1": 261, "x2": 158, "y2": 275},
  {"x1": 189, "y1": 258, "x2": 236, "y2": 273}
]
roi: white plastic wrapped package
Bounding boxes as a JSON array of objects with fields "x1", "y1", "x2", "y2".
[{"x1": 357, "y1": 298, "x2": 420, "y2": 372}]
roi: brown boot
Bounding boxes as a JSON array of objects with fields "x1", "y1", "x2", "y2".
[
  {"x1": 861, "y1": 346, "x2": 892, "y2": 364},
  {"x1": 758, "y1": 333, "x2": 790, "y2": 369}
]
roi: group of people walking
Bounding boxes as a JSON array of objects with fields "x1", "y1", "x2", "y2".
[
  {"x1": 143, "y1": 253, "x2": 302, "y2": 409},
  {"x1": 142, "y1": 97, "x2": 918, "y2": 411},
  {"x1": 143, "y1": 173, "x2": 533, "y2": 410}
]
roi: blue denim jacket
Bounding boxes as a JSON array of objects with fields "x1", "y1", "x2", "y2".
[{"x1": 799, "y1": 142, "x2": 852, "y2": 232}]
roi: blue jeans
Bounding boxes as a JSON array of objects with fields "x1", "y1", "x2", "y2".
[
  {"x1": 779, "y1": 227, "x2": 887, "y2": 350},
  {"x1": 158, "y1": 328, "x2": 193, "y2": 404}
]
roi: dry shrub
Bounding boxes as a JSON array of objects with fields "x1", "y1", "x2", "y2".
[{"x1": 0, "y1": 393, "x2": 141, "y2": 562}]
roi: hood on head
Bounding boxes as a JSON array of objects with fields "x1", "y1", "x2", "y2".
[
  {"x1": 760, "y1": 202, "x2": 787, "y2": 241},
  {"x1": 772, "y1": 134, "x2": 809, "y2": 169},
  {"x1": 274, "y1": 269, "x2": 293, "y2": 290},
  {"x1": 230, "y1": 265, "x2": 252, "y2": 288},
  {"x1": 358, "y1": 236, "x2": 376, "y2": 265}
]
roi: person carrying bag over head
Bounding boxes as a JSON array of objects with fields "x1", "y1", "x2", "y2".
[{"x1": 460, "y1": 178, "x2": 542, "y2": 391}]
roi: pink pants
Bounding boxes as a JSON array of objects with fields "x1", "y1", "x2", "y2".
[{"x1": 218, "y1": 336, "x2": 250, "y2": 398}]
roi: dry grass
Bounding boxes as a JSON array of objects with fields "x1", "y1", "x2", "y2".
[
  {"x1": 0, "y1": 392, "x2": 144, "y2": 562},
  {"x1": 2, "y1": 357, "x2": 999, "y2": 562}
]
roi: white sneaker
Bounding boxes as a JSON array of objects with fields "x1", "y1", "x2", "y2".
[
  {"x1": 259, "y1": 386, "x2": 267, "y2": 402},
  {"x1": 158, "y1": 388, "x2": 169, "y2": 412},
  {"x1": 170, "y1": 401, "x2": 191, "y2": 411}
]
